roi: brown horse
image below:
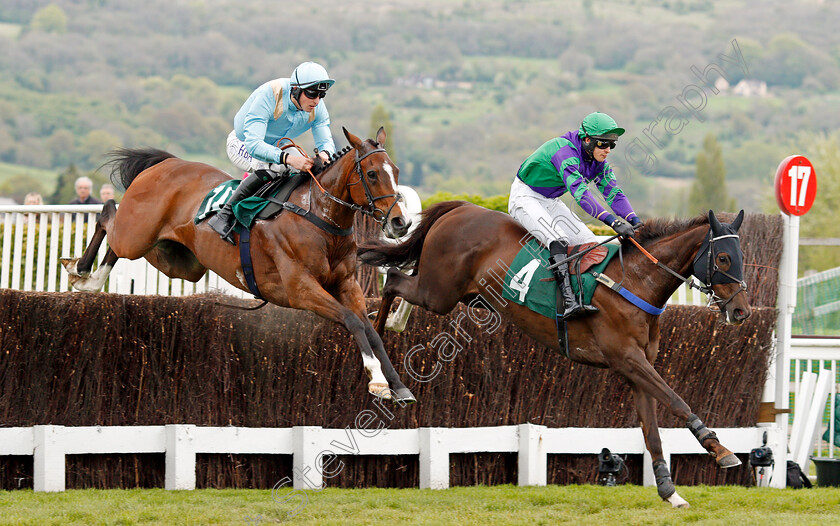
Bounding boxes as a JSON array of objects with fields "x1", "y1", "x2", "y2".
[
  {"x1": 61, "y1": 127, "x2": 417, "y2": 403},
  {"x1": 358, "y1": 201, "x2": 752, "y2": 508}
]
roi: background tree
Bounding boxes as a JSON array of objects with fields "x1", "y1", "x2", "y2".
[
  {"x1": 28, "y1": 4, "x2": 67, "y2": 34},
  {"x1": 369, "y1": 103, "x2": 397, "y2": 164},
  {"x1": 0, "y1": 174, "x2": 45, "y2": 204},
  {"x1": 687, "y1": 134, "x2": 736, "y2": 214},
  {"x1": 798, "y1": 132, "x2": 840, "y2": 273},
  {"x1": 49, "y1": 164, "x2": 80, "y2": 204}
]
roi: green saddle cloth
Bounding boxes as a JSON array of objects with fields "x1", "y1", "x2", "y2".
[
  {"x1": 194, "y1": 180, "x2": 278, "y2": 229},
  {"x1": 503, "y1": 239, "x2": 619, "y2": 319}
]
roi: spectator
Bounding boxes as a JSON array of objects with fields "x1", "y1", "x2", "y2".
[
  {"x1": 69, "y1": 176, "x2": 103, "y2": 205},
  {"x1": 69, "y1": 176, "x2": 102, "y2": 223},
  {"x1": 99, "y1": 183, "x2": 116, "y2": 203},
  {"x1": 24, "y1": 192, "x2": 43, "y2": 205}
]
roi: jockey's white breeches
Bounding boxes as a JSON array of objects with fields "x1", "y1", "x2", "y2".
[
  {"x1": 226, "y1": 131, "x2": 303, "y2": 173},
  {"x1": 508, "y1": 177, "x2": 597, "y2": 247}
]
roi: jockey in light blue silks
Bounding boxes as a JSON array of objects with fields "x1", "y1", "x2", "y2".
[
  {"x1": 508, "y1": 112, "x2": 642, "y2": 320},
  {"x1": 209, "y1": 61, "x2": 337, "y2": 245}
]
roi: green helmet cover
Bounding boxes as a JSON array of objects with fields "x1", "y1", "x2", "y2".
[{"x1": 578, "y1": 112, "x2": 625, "y2": 139}]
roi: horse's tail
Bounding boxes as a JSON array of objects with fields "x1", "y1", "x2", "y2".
[
  {"x1": 104, "y1": 148, "x2": 176, "y2": 190},
  {"x1": 358, "y1": 200, "x2": 469, "y2": 268}
]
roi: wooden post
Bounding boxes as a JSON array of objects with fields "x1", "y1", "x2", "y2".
[
  {"x1": 165, "y1": 424, "x2": 196, "y2": 490},
  {"x1": 517, "y1": 423, "x2": 547, "y2": 486},
  {"x1": 419, "y1": 427, "x2": 449, "y2": 489},
  {"x1": 33, "y1": 425, "x2": 65, "y2": 492}
]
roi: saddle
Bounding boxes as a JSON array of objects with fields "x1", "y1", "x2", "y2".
[
  {"x1": 250, "y1": 171, "x2": 308, "y2": 222},
  {"x1": 540, "y1": 242, "x2": 610, "y2": 282},
  {"x1": 565, "y1": 242, "x2": 610, "y2": 275}
]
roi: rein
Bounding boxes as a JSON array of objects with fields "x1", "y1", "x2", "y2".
[
  {"x1": 628, "y1": 229, "x2": 747, "y2": 311},
  {"x1": 548, "y1": 224, "x2": 747, "y2": 313},
  {"x1": 277, "y1": 138, "x2": 402, "y2": 231}
]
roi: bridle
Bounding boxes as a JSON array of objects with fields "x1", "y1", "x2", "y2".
[
  {"x1": 344, "y1": 147, "x2": 403, "y2": 229},
  {"x1": 278, "y1": 139, "x2": 403, "y2": 230},
  {"x1": 627, "y1": 226, "x2": 747, "y2": 313},
  {"x1": 691, "y1": 231, "x2": 748, "y2": 312}
]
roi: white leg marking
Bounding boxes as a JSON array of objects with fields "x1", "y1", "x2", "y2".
[
  {"x1": 70, "y1": 263, "x2": 113, "y2": 292},
  {"x1": 60, "y1": 257, "x2": 86, "y2": 277},
  {"x1": 666, "y1": 491, "x2": 689, "y2": 508},
  {"x1": 385, "y1": 301, "x2": 414, "y2": 332},
  {"x1": 363, "y1": 353, "x2": 388, "y2": 386}
]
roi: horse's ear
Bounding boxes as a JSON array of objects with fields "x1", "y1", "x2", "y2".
[
  {"x1": 343, "y1": 127, "x2": 363, "y2": 149},
  {"x1": 709, "y1": 210, "x2": 722, "y2": 234},
  {"x1": 730, "y1": 209, "x2": 745, "y2": 232},
  {"x1": 375, "y1": 126, "x2": 386, "y2": 147}
]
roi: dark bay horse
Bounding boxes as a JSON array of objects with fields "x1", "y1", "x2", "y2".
[
  {"x1": 61, "y1": 127, "x2": 416, "y2": 403},
  {"x1": 358, "y1": 201, "x2": 752, "y2": 508}
]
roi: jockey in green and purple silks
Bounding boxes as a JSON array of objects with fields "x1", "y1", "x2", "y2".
[{"x1": 508, "y1": 112, "x2": 642, "y2": 320}]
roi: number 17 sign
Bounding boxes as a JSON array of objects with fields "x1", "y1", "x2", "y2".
[{"x1": 774, "y1": 155, "x2": 817, "y2": 216}]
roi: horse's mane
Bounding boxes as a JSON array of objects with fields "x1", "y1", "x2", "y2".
[
  {"x1": 627, "y1": 213, "x2": 709, "y2": 250},
  {"x1": 317, "y1": 140, "x2": 379, "y2": 176}
]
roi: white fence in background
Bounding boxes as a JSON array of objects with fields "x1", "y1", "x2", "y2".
[
  {"x1": 790, "y1": 337, "x2": 840, "y2": 462},
  {"x1": 0, "y1": 424, "x2": 778, "y2": 492},
  {"x1": 0, "y1": 205, "x2": 248, "y2": 298}
]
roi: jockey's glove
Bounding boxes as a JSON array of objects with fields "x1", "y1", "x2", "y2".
[{"x1": 611, "y1": 219, "x2": 635, "y2": 238}]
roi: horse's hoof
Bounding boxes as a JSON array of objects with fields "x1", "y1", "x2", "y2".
[
  {"x1": 666, "y1": 492, "x2": 690, "y2": 508},
  {"x1": 60, "y1": 257, "x2": 88, "y2": 278},
  {"x1": 392, "y1": 387, "x2": 416, "y2": 405},
  {"x1": 368, "y1": 383, "x2": 392, "y2": 400},
  {"x1": 716, "y1": 451, "x2": 742, "y2": 469}
]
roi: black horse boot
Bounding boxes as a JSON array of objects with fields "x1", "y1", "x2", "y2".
[
  {"x1": 208, "y1": 169, "x2": 278, "y2": 245},
  {"x1": 549, "y1": 240, "x2": 599, "y2": 320}
]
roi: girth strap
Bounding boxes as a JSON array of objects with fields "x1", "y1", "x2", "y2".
[
  {"x1": 238, "y1": 225, "x2": 263, "y2": 299},
  {"x1": 591, "y1": 271, "x2": 666, "y2": 316}
]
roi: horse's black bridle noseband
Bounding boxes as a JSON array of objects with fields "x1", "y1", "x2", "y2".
[
  {"x1": 691, "y1": 230, "x2": 748, "y2": 312},
  {"x1": 316, "y1": 147, "x2": 403, "y2": 230}
]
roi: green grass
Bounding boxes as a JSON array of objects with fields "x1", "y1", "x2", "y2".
[
  {"x1": 0, "y1": 162, "x2": 59, "y2": 187},
  {"x1": 1, "y1": 485, "x2": 839, "y2": 525}
]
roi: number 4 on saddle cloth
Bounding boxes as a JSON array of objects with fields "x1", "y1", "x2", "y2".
[{"x1": 504, "y1": 239, "x2": 619, "y2": 320}]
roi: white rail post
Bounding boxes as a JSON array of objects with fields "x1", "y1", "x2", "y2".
[
  {"x1": 33, "y1": 425, "x2": 65, "y2": 492},
  {"x1": 517, "y1": 423, "x2": 547, "y2": 486},
  {"x1": 794, "y1": 369, "x2": 833, "y2": 472},
  {"x1": 165, "y1": 424, "x2": 196, "y2": 490},
  {"x1": 292, "y1": 426, "x2": 324, "y2": 491},
  {"x1": 419, "y1": 427, "x2": 449, "y2": 489},
  {"x1": 789, "y1": 371, "x2": 817, "y2": 458},
  {"x1": 773, "y1": 212, "x2": 799, "y2": 475}
]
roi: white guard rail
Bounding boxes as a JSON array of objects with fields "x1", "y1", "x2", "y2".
[{"x1": 0, "y1": 424, "x2": 779, "y2": 492}]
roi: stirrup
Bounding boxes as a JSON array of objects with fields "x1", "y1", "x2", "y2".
[
  {"x1": 208, "y1": 207, "x2": 237, "y2": 245},
  {"x1": 218, "y1": 222, "x2": 237, "y2": 245}
]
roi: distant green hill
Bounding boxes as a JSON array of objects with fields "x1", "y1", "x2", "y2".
[{"x1": 0, "y1": 162, "x2": 58, "y2": 186}]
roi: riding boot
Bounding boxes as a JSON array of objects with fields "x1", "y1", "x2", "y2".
[
  {"x1": 549, "y1": 240, "x2": 599, "y2": 320},
  {"x1": 208, "y1": 169, "x2": 284, "y2": 245}
]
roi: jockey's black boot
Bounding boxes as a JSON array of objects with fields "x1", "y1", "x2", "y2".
[
  {"x1": 208, "y1": 169, "x2": 278, "y2": 245},
  {"x1": 549, "y1": 240, "x2": 599, "y2": 320}
]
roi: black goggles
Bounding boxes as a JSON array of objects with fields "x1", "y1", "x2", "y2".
[
  {"x1": 593, "y1": 138, "x2": 616, "y2": 149},
  {"x1": 302, "y1": 83, "x2": 330, "y2": 99}
]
